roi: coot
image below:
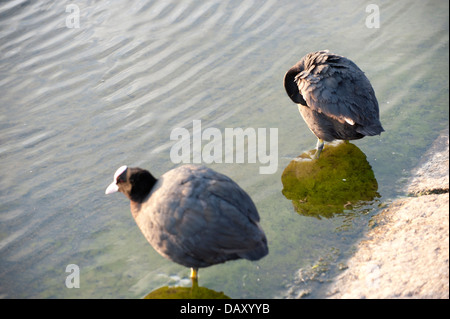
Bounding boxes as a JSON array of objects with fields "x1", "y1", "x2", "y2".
[
  {"x1": 105, "y1": 164, "x2": 268, "y2": 280},
  {"x1": 284, "y1": 50, "x2": 384, "y2": 158}
]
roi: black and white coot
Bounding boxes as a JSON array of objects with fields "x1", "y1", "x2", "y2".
[
  {"x1": 284, "y1": 50, "x2": 384, "y2": 158},
  {"x1": 105, "y1": 164, "x2": 268, "y2": 280}
]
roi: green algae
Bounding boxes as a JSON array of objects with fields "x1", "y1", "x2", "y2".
[
  {"x1": 281, "y1": 141, "x2": 380, "y2": 218},
  {"x1": 143, "y1": 280, "x2": 230, "y2": 299}
]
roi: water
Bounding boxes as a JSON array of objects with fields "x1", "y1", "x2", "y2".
[{"x1": 0, "y1": 0, "x2": 448, "y2": 299}]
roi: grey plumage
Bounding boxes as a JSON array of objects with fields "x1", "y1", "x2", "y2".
[
  {"x1": 284, "y1": 50, "x2": 384, "y2": 156},
  {"x1": 105, "y1": 164, "x2": 268, "y2": 277}
]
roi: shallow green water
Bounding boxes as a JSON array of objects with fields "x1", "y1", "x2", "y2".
[{"x1": 0, "y1": 0, "x2": 448, "y2": 299}]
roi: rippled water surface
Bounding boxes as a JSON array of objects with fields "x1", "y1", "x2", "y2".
[{"x1": 0, "y1": 0, "x2": 448, "y2": 298}]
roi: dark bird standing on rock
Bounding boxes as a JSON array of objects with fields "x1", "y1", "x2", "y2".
[
  {"x1": 105, "y1": 164, "x2": 268, "y2": 281},
  {"x1": 284, "y1": 50, "x2": 384, "y2": 158}
]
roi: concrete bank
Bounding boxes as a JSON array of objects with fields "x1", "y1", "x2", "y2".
[{"x1": 327, "y1": 128, "x2": 449, "y2": 299}]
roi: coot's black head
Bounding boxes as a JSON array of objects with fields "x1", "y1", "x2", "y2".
[
  {"x1": 283, "y1": 61, "x2": 307, "y2": 106},
  {"x1": 105, "y1": 165, "x2": 157, "y2": 203}
]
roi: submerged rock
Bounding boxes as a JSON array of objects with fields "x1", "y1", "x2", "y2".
[
  {"x1": 144, "y1": 281, "x2": 230, "y2": 299},
  {"x1": 281, "y1": 141, "x2": 379, "y2": 218}
]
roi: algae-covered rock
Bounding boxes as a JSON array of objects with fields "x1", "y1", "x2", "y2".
[
  {"x1": 143, "y1": 280, "x2": 230, "y2": 299},
  {"x1": 281, "y1": 141, "x2": 379, "y2": 218}
]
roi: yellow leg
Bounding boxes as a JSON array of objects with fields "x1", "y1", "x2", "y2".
[
  {"x1": 313, "y1": 139, "x2": 324, "y2": 159},
  {"x1": 190, "y1": 267, "x2": 198, "y2": 280}
]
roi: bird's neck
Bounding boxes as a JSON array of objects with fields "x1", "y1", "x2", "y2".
[
  {"x1": 130, "y1": 201, "x2": 142, "y2": 220},
  {"x1": 128, "y1": 175, "x2": 157, "y2": 204}
]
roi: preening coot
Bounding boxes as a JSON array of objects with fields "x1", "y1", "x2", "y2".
[{"x1": 284, "y1": 50, "x2": 384, "y2": 158}]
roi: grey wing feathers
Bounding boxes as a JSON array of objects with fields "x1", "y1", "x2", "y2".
[
  {"x1": 296, "y1": 51, "x2": 380, "y2": 130},
  {"x1": 154, "y1": 165, "x2": 266, "y2": 267}
]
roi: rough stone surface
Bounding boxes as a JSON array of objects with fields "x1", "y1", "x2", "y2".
[
  {"x1": 408, "y1": 128, "x2": 449, "y2": 195},
  {"x1": 327, "y1": 128, "x2": 449, "y2": 299}
]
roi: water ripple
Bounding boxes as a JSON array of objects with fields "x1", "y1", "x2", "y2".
[{"x1": 1, "y1": 0, "x2": 448, "y2": 299}]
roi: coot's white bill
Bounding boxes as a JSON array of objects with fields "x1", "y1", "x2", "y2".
[
  {"x1": 105, "y1": 165, "x2": 128, "y2": 194},
  {"x1": 105, "y1": 182, "x2": 119, "y2": 194}
]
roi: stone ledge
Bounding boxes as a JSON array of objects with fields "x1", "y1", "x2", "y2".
[{"x1": 327, "y1": 127, "x2": 449, "y2": 299}]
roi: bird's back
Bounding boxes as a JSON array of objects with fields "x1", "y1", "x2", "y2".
[
  {"x1": 284, "y1": 50, "x2": 384, "y2": 141},
  {"x1": 134, "y1": 165, "x2": 268, "y2": 268}
]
